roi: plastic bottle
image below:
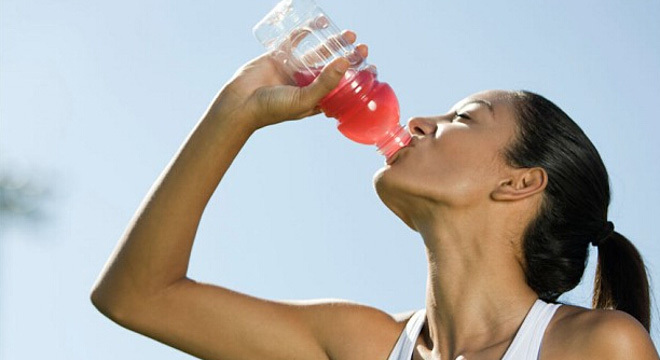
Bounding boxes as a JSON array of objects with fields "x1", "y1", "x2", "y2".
[{"x1": 253, "y1": 0, "x2": 411, "y2": 160}]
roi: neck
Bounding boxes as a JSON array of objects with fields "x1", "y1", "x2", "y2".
[{"x1": 415, "y1": 210, "x2": 539, "y2": 359}]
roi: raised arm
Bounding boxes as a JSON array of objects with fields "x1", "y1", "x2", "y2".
[{"x1": 90, "y1": 34, "x2": 402, "y2": 360}]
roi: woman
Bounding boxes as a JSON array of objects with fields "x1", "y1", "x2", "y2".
[{"x1": 91, "y1": 32, "x2": 658, "y2": 359}]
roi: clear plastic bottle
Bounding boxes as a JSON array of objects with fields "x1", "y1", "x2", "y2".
[{"x1": 253, "y1": 0, "x2": 411, "y2": 160}]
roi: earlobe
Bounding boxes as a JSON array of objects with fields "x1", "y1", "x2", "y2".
[{"x1": 491, "y1": 167, "x2": 548, "y2": 201}]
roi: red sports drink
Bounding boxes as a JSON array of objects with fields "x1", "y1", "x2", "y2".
[
  {"x1": 294, "y1": 67, "x2": 411, "y2": 159},
  {"x1": 255, "y1": 0, "x2": 411, "y2": 160}
]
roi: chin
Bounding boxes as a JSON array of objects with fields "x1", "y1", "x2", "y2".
[
  {"x1": 372, "y1": 168, "x2": 419, "y2": 232},
  {"x1": 372, "y1": 165, "x2": 388, "y2": 184},
  {"x1": 372, "y1": 165, "x2": 393, "y2": 197}
]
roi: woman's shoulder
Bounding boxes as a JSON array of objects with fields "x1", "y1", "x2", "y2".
[{"x1": 541, "y1": 303, "x2": 658, "y2": 359}]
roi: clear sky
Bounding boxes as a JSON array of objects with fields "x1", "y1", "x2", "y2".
[{"x1": 1, "y1": 0, "x2": 659, "y2": 358}]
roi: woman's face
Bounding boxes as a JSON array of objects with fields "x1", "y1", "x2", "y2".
[{"x1": 373, "y1": 90, "x2": 520, "y2": 226}]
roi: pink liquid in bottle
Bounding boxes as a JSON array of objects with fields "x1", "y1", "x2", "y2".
[{"x1": 293, "y1": 67, "x2": 411, "y2": 160}]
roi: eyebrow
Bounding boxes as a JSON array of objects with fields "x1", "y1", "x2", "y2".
[{"x1": 455, "y1": 99, "x2": 495, "y2": 115}]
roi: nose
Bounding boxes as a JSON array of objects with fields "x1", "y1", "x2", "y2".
[{"x1": 407, "y1": 117, "x2": 438, "y2": 136}]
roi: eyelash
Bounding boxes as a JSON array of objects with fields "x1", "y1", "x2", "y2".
[{"x1": 453, "y1": 111, "x2": 471, "y2": 121}]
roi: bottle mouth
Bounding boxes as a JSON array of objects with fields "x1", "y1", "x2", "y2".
[{"x1": 377, "y1": 126, "x2": 412, "y2": 159}]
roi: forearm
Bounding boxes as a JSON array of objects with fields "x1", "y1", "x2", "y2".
[
  {"x1": 91, "y1": 101, "x2": 256, "y2": 312},
  {"x1": 90, "y1": 48, "x2": 350, "y2": 320}
]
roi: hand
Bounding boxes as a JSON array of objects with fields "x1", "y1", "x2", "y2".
[{"x1": 210, "y1": 31, "x2": 368, "y2": 131}]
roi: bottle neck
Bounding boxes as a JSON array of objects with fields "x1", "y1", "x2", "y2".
[{"x1": 377, "y1": 125, "x2": 411, "y2": 159}]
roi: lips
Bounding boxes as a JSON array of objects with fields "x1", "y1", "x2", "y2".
[
  {"x1": 386, "y1": 152, "x2": 400, "y2": 165},
  {"x1": 385, "y1": 137, "x2": 418, "y2": 165},
  {"x1": 386, "y1": 144, "x2": 411, "y2": 165}
]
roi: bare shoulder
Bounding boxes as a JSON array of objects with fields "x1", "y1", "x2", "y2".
[
  {"x1": 541, "y1": 304, "x2": 659, "y2": 360},
  {"x1": 390, "y1": 308, "x2": 419, "y2": 323}
]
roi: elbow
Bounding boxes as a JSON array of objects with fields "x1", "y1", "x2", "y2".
[
  {"x1": 90, "y1": 285, "x2": 109, "y2": 314},
  {"x1": 90, "y1": 285, "x2": 120, "y2": 321},
  {"x1": 90, "y1": 284, "x2": 136, "y2": 325},
  {"x1": 90, "y1": 280, "x2": 164, "y2": 328}
]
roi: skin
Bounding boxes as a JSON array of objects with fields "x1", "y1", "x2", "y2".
[{"x1": 91, "y1": 32, "x2": 659, "y2": 360}]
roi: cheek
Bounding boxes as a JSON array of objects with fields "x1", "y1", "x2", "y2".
[
  {"x1": 373, "y1": 129, "x2": 506, "y2": 206},
  {"x1": 413, "y1": 135, "x2": 503, "y2": 203}
]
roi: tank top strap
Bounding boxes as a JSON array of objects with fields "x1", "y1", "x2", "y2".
[
  {"x1": 386, "y1": 299, "x2": 560, "y2": 360},
  {"x1": 387, "y1": 308, "x2": 427, "y2": 360},
  {"x1": 501, "y1": 299, "x2": 562, "y2": 360}
]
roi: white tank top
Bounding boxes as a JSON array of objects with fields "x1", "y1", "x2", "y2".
[{"x1": 387, "y1": 299, "x2": 561, "y2": 360}]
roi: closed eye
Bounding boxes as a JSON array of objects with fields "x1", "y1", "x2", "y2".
[{"x1": 453, "y1": 111, "x2": 471, "y2": 121}]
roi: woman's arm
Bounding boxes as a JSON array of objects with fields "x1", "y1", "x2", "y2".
[{"x1": 90, "y1": 35, "x2": 402, "y2": 360}]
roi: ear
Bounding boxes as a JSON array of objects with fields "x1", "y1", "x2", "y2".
[{"x1": 491, "y1": 167, "x2": 547, "y2": 201}]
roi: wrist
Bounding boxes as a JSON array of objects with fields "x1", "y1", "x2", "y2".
[{"x1": 204, "y1": 97, "x2": 260, "y2": 136}]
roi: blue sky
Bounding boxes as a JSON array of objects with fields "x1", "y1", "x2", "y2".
[{"x1": 1, "y1": 0, "x2": 659, "y2": 358}]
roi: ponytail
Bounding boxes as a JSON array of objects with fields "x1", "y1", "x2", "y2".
[
  {"x1": 505, "y1": 90, "x2": 653, "y2": 333},
  {"x1": 593, "y1": 231, "x2": 651, "y2": 332}
]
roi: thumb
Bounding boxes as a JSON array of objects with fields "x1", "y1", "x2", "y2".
[{"x1": 299, "y1": 58, "x2": 350, "y2": 108}]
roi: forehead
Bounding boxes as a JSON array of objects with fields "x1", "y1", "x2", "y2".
[{"x1": 452, "y1": 90, "x2": 517, "y2": 123}]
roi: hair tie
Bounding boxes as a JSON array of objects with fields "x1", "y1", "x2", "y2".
[{"x1": 592, "y1": 221, "x2": 614, "y2": 247}]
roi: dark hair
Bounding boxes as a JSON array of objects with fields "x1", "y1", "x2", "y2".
[{"x1": 504, "y1": 90, "x2": 651, "y2": 331}]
